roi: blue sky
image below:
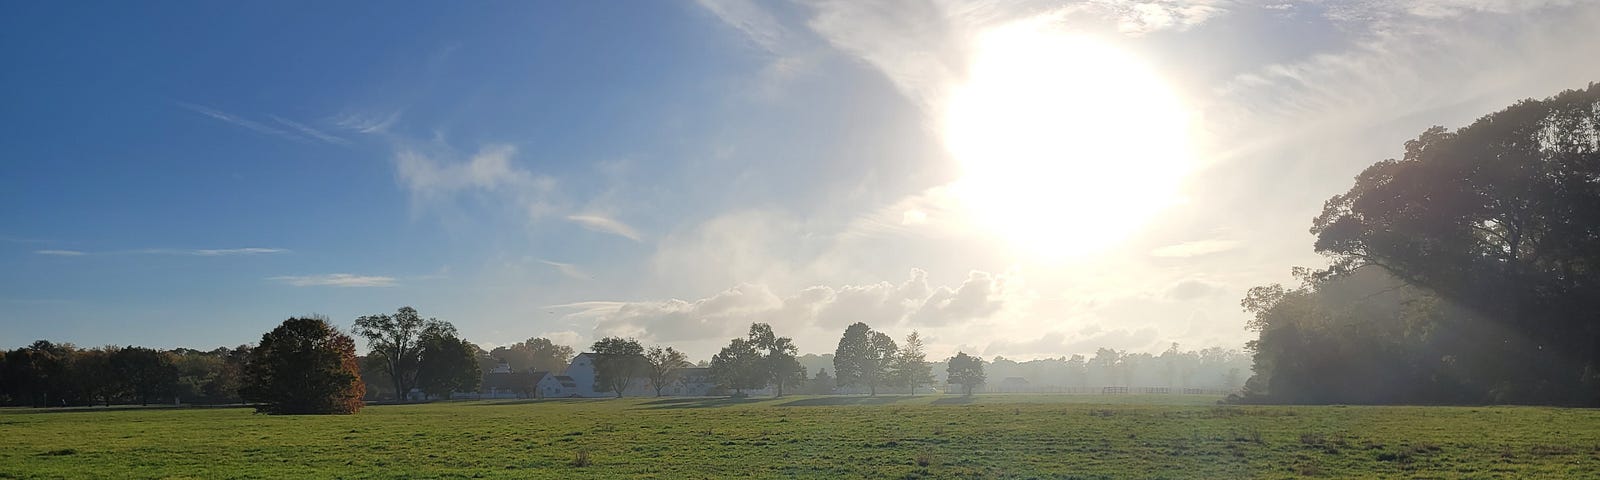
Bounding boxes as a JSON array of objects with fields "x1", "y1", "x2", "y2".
[{"x1": 5, "y1": 1, "x2": 1599, "y2": 360}]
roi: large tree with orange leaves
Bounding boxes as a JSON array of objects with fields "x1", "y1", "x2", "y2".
[{"x1": 242, "y1": 317, "x2": 365, "y2": 414}]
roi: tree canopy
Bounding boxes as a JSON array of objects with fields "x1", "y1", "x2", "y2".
[
  {"x1": 833, "y1": 322, "x2": 898, "y2": 396},
  {"x1": 1248, "y1": 83, "x2": 1600, "y2": 405},
  {"x1": 241, "y1": 317, "x2": 365, "y2": 414}
]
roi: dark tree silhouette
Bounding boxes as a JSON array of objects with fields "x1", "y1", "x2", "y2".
[
  {"x1": 710, "y1": 337, "x2": 764, "y2": 395},
  {"x1": 490, "y1": 337, "x2": 576, "y2": 374},
  {"x1": 353, "y1": 306, "x2": 451, "y2": 401},
  {"x1": 590, "y1": 337, "x2": 645, "y2": 398},
  {"x1": 241, "y1": 317, "x2": 365, "y2": 414},
  {"x1": 833, "y1": 323, "x2": 897, "y2": 396},
  {"x1": 946, "y1": 352, "x2": 985, "y2": 396},
  {"x1": 1246, "y1": 83, "x2": 1600, "y2": 405},
  {"x1": 644, "y1": 346, "x2": 690, "y2": 397},
  {"x1": 110, "y1": 346, "x2": 178, "y2": 406},
  {"x1": 415, "y1": 325, "x2": 481, "y2": 399}
]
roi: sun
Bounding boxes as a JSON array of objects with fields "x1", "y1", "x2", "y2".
[{"x1": 943, "y1": 21, "x2": 1194, "y2": 260}]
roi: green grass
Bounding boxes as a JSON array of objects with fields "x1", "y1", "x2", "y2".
[{"x1": 2, "y1": 395, "x2": 1597, "y2": 479}]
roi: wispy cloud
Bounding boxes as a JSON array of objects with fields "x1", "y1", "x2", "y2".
[
  {"x1": 34, "y1": 249, "x2": 86, "y2": 256},
  {"x1": 138, "y1": 247, "x2": 289, "y2": 256},
  {"x1": 179, "y1": 103, "x2": 298, "y2": 140},
  {"x1": 334, "y1": 110, "x2": 403, "y2": 134},
  {"x1": 268, "y1": 115, "x2": 348, "y2": 145},
  {"x1": 538, "y1": 259, "x2": 592, "y2": 281},
  {"x1": 267, "y1": 273, "x2": 397, "y2": 288},
  {"x1": 566, "y1": 214, "x2": 642, "y2": 241},
  {"x1": 33, "y1": 247, "x2": 288, "y2": 257}
]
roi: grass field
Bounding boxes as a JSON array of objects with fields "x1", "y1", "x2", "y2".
[{"x1": 2, "y1": 395, "x2": 1597, "y2": 479}]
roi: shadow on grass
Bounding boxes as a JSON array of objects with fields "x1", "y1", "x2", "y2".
[
  {"x1": 775, "y1": 396, "x2": 918, "y2": 407},
  {"x1": 931, "y1": 396, "x2": 976, "y2": 405},
  {"x1": 637, "y1": 397, "x2": 767, "y2": 410}
]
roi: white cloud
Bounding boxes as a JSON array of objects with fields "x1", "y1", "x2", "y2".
[
  {"x1": 267, "y1": 274, "x2": 397, "y2": 288},
  {"x1": 565, "y1": 214, "x2": 643, "y2": 242},
  {"x1": 334, "y1": 110, "x2": 402, "y2": 134},
  {"x1": 393, "y1": 144, "x2": 559, "y2": 222},
  {"x1": 1150, "y1": 239, "x2": 1239, "y2": 258},
  {"x1": 696, "y1": 0, "x2": 789, "y2": 53},
  {"x1": 187, "y1": 247, "x2": 288, "y2": 256},
  {"x1": 538, "y1": 259, "x2": 592, "y2": 281},
  {"x1": 1166, "y1": 278, "x2": 1225, "y2": 301},
  {"x1": 268, "y1": 115, "x2": 348, "y2": 145},
  {"x1": 34, "y1": 249, "x2": 85, "y2": 256},
  {"x1": 179, "y1": 103, "x2": 300, "y2": 140},
  {"x1": 35, "y1": 247, "x2": 287, "y2": 257}
]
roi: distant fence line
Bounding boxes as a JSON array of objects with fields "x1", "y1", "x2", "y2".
[{"x1": 975, "y1": 385, "x2": 1233, "y2": 395}]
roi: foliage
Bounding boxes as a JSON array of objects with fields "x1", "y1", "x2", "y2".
[
  {"x1": 946, "y1": 352, "x2": 985, "y2": 396},
  {"x1": 488, "y1": 338, "x2": 575, "y2": 374},
  {"x1": 109, "y1": 346, "x2": 179, "y2": 406},
  {"x1": 414, "y1": 325, "x2": 482, "y2": 399},
  {"x1": 589, "y1": 337, "x2": 645, "y2": 398},
  {"x1": 353, "y1": 306, "x2": 449, "y2": 401},
  {"x1": 887, "y1": 331, "x2": 934, "y2": 393},
  {"x1": 709, "y1": 338, "x2": 764, "y2": 394},
  {"x1": 643, "y1": 346, "x2": 690, "y2": 397},
  {"x1": 240, "y1": 317, "x2": 365, "y2": 414},
  {"x1": 5, "y1": 397, "x2": 1598, "y2": 478},
  {"x1": 833, "y1": 322, "x2": 898, "y2": 395},
  {"x1": 1251, "y1": 83, "x2": 1600, "y2": 405},
  {"x1": 748, "y1": 323, "x2": 805, "y2": 397}
]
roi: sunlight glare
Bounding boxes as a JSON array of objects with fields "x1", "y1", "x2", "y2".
[{"x1": 944, "y1": 21, "x2": 1194, "y2": 259}]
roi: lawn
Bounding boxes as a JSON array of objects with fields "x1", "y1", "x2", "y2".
[{"x1": 1, "y1": 395, "x2": 1596, "y2": 479}]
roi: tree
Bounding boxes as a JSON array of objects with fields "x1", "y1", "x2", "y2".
[
  {"x1": 1309, "y1": 84, "x2": 1600, "y2": 404},
  {"x1": 241, "y1": 317, "x2": 365, "y2": 414},
  {"x1": 808, "y1": 368, "x2": 835, "y2": 395},
  {"x1": 414, "y1": 325, "x2": 482, "y2": 399},
  {"x1": 748, "y1": 323, "x2": 804, "y2": 397},
  {"x1": 590, "y1": 337, "x2": 645, "y2": 398},
  {"x1": 888, "y1": 331, "x2": 934, "y2": 394},
  {"x1": 353, "y1": 306, "x2": 449, "y2": 401},
  {"x1": 946, "y1": 352, "x2": 985, "y2": 396},
  {"x1": 644, "y1": 346, "x2": 690, "y2": 397},
  {"x1": 490, "y1": 337, "x2": 576, "y2": 373},
  {"x1": 70, "y1": 346, "x2": 118, "y2": 406},
  {"x1": 111, "y1": 346, "x2": 179, "y2": 406},
  {"x1": 710, "y1": 338, "x2": 764, "y2": 395},
  {"x1": 833, "y1": 323, "x2": 898, "y2": 396}
]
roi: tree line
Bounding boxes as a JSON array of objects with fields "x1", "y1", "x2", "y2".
[
  {"x1": 1238, "y1": 83, "x2": 1600, "y2": 406},
  {"x1": 3, "y1": 309, "x2": 1252, "y2": 412}
]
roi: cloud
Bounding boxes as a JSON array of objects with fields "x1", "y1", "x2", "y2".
[
  {"x1": 556, "y1": 268, "x2": 1012, "y2": 345},
  {"x1": 334, "y1": 110, "x2": 403, "y2": 134},
  {"x1": 696, "y1": 0, "x2": 789, "y2": 53},
  {"x1": 538, "y1": 259, "x2": 592, "y2": 281},
  {"x1": 34, "y1": 249, "x2": 85, "y2": 256},
  {"x1": 1150, "y1": 239, "x2": 1240, "y2": 258},
  {"x1": 565, "y1": 215, "x2": 642, "y2": 242},
  {"x1": 554, "y1": 283, "x2": 784, "y2": 342},
  {"x1": 179, "y1": 103, "x2": 299, "y2": 140},
  {"x1": 34, "y1": 247, "x2": 287, "y2": 256},
  {"x1": 267, "y1": 274, "x2": 397, "y2": 288},
  {"x1": 1166, "y1": 278, "x2": 1225, "y2": 301},
  {"x1": 393, "y1": 144, "x2": 559, "y2": 221},
  {"x1": 268, "y1": 115, "x2": 348, "y2": 145},
  {"x1": 186, "y1": 247, "x2": 287, "y2": 256},
  {"x1": 911, "y1": 270, "x2": 1006, "y2": 326}
]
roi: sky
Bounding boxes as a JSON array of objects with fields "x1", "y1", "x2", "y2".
[{"x1": 3, "y1": 0, "x2": 1598, "y2": 361}]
